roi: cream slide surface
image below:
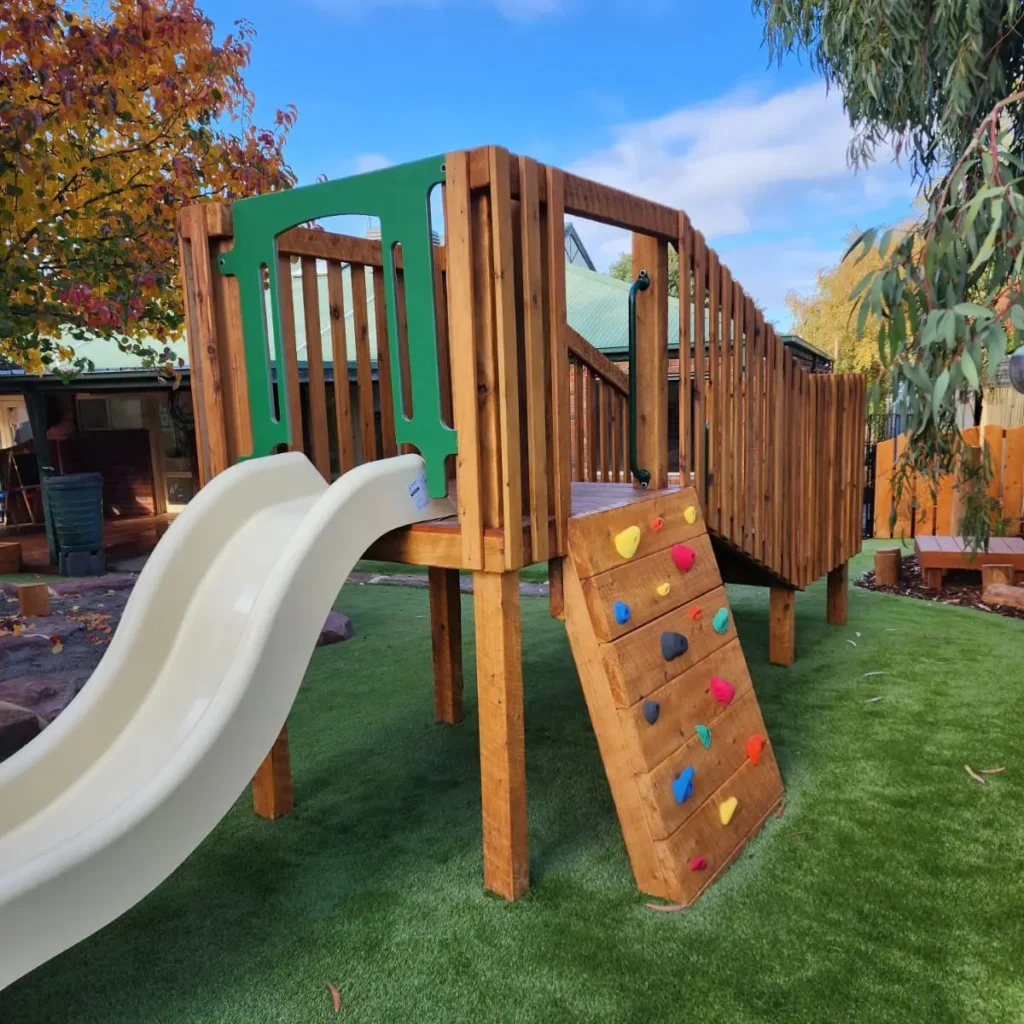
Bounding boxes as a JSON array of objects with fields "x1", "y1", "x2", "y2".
[{"x1": 0, "y1": 452, "x2": 453, "y2": 991}]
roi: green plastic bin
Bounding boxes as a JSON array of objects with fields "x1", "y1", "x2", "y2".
[{"x1": 45, "y1": 473, "x2": 104, "y2": 554}]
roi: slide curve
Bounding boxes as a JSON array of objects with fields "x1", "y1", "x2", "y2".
[{"x1": 0, "y1": 452, "x2": 454, "y2": 990}]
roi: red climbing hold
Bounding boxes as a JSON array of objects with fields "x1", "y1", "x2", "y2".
[
  {"x1": 672, "y1": 544, "x2": 696, "y2": 572},
  {"x1": 746, "y1": 734, "x2": 766, "y2": 765},
  {"x1": 651, "y1": 516, "x2": 664, "y2": 532},
  {"x1": 688, "y1": 606, "x2": 702, "y2": 621},
  {"x1": 710, "y1": 676, "x2": 735, "y2": 706},
  {"x1": 688, "y1": 857, "x2": 707, "y2": 871}
]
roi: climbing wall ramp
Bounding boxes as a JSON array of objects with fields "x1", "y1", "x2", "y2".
[{"x1": 562, "y1": 488, "x2": 784, "y2": 905}]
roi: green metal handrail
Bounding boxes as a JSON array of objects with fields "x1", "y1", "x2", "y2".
[{"x1": 628, "y1": 270, "x2": 651, "y2": 487}]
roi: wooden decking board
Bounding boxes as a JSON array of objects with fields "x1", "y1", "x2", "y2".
[{"x1": 915, "y1": 535, "x2": 1024, "y2": 572}]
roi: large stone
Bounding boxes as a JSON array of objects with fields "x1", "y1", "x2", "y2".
[
  {"x1": 0, "y1": 702, "x2": 41, "y2": 761},
  {"x1": 0, "y1": 677, "x2": 77, "y2": 724},
  {"x1": 318, "y1": 611, "x2": 352, "y2": 646}
]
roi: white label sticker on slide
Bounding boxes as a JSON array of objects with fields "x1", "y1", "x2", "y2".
[{"x1": 409, "y1": 472, "x2": 429, "y2": 512}]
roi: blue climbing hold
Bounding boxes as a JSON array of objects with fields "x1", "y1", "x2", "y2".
[
  {"x1": 642, "y1": 699, "x2": 660, "y2": 725},
  {"x1": 695, "y1": 724, "x2": 712, "y2": 748},
  {"x1": 660, "y1": 631, "x2": 689, "y2": 661},
  {"x1": 712, "y1": 607, "x2": 730, "y2": 634},
  {"x1": 614, "y1": 600, "x2": 631, "y2": 626},
  {"x1": 672, "y1": 766, "x2": 695, "y2": 804}
]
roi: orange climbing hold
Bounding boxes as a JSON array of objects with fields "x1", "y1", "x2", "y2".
[
  {"x1": 651, "y1": 516, "x2": 664, "y2": 532},
  {"x1": 746, "y1": 734, "x2": 766, "y2": 765},
  {"x1": 688, "y1": 606, "x2": 702, "y2": 621}
]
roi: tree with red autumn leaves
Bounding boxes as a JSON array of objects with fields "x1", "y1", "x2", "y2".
[{"x1": 0, "y1": 0, "x2": 296, "y2": 374}]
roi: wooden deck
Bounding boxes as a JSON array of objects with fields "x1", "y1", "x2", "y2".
[
  {"x1": 1, "y1": 514, "x2": 177, "y2": 573},
  {"x1": 915, "y1": 535, "x2": 1024, "y2": 588}
]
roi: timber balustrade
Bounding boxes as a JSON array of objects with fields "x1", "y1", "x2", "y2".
[{"x1": 179, "y1": 145, "x2": 864, "y2": 589}]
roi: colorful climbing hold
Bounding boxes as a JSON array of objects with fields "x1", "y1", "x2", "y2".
[
  {"x1": 688, "y1": 605, "x2": 702, "y2": 621},
  {"x1": 671, "y1": 543, "x2": 697, "y2": 572},
  {"x1": 656, "y1": 582, "x2": 671, "y2": 597},
  {"x1": 614, "y1": 525, "x2": 641, "y2": 560},
  {"x1": 719, "y1": 796, "x2": 738, "y2": 825},
  {"x1": 684, "y1": 505, "x2": 698, "y2": 525},
  {"x1": 660, "y1": 631, "x2": 689, "y2": 662},
  {"x1": 672, "y1": 766, "x2": 695, "y2": 804},
  {"x1": 695, "y1": 724, "x2": 712, "y2": 748},
  {"x1": 651, "y1": 516, "x2": 665, "y2": 532},
  {"x1": 613, "y1": 600, "x2": 631, "y2": 625},
  {"x1": 710, "y1": 676, "x2": 735, "y2": 706},
  {"x1": 746, "y1": 734, "x2": 766, "y2": 765},
  {"x1": 642, "y1": 699, "x2": 660, "y2": 725},
  {"x1": 688, "y1": 856, "x2": 707, "y2": 871},
  {"x1": 712, "y1": 607, "x2": 730, "y2": 634}
]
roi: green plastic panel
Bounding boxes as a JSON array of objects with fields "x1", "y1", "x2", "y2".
[{"x1": 217, "y1": 155, "x2": 456, "y2": 497}]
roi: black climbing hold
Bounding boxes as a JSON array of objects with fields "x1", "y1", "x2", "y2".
[
  {"x1": 642, "y1": 699, "x2": 660, "y2": 725},
  {"x1": 660, "y1": 631, "x2": 689, "y2": 662}
]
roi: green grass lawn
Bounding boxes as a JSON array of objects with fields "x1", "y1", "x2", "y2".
[{"x1": 2, "y1": 541, "x2": 1023, "y2": 1023}]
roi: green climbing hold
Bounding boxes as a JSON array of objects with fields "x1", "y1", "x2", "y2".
[
  {"x1": 695, "y1": 724, "x2": 711, "y2": 748},
  {"x1": 712, "y1": 607, "x2": 730, "y2": 634}
]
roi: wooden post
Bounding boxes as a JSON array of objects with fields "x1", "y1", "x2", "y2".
[
  {"x1": 429, "y1": 567, "x2": 464, "y2": 724},
  {"x1": 473, "y1": 570, "x2": 529, "y2": 900},
  {"x1": 874, "y1": 547, "x2": 901, "y2": 587},
  {"x1": 548, "y1": 556, "x2": 565, "y2": 620},
  {"x1": 144, "y1": 395, "x2": 169, "y2": 516},
  {"x1": 981, "y1": 564, "x2": 1016, "y2": 588},
  {"x1": 0, "y1": 543, "x2": 23, "y2": 574},
  {"x1": 826, "y1": 561, "x2": 848, "y2": 625},
  {"x1": 769, "y1": 586, "x2": 796, "y2": 667},
  {"x1": 923, "y1": 567, "x2": 944, "y2": 589},
  {"x1": 251, "y1": 726, "x2": 294, "y2": 820},
  {"x1": 17, "y1": 583, "x2": 49, "y2": 618},
  {"x1": 631, "y1": 233, "x2": 669, "y2": 490}
]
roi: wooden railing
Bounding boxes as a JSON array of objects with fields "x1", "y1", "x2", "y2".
[
  {"x1": 567, "y1": 327, "x2": 629, "y2": 483},
  {"x1": 180, "y1": 145, "x2": 865, "y2": 588}
]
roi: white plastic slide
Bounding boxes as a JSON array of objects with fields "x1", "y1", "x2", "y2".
[{"x1": 0, "y1": 452, "x2": 454, "y2": 991}]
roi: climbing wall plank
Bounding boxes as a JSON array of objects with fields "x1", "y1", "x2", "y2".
[{"x1": 563, "y1": 489, "x2": 784, "y2": 906}]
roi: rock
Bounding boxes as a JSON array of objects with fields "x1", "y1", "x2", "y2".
[
  {"x1": 0, "y1": 702, "x2": 41, "y2": 761},
  {"x1": 0, "y1": 677, "x2": 77, "y2": 724},
  {"x1": 318, "y1": 611, "x2": 353, "y2": 646},
  {"x1": 0, "y1": 633, "x2": 52, "y2": 654}
]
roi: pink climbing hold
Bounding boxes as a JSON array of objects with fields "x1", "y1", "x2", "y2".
[
  {"x1": 746, "y1": 734, "x2": 766, "y2": 765},
  {"x1": 710, "y1": 676, "x2": 735, "y2": 706},
  {"x1": 688, "y1": 857, "x2": 707, "y2": 871},
  {"x1": 672, "y1": 544, "x2": 696, "y2": 572}
]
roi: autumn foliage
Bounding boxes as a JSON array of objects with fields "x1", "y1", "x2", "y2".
[{"x1": 0, "y1": 0, "x2": 296, "y2": 374}]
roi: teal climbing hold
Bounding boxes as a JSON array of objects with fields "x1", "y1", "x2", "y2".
[
  {"x1": 614, "y1": 600, "x2": 631, "y2": 626},
  {"x1": 672, "y1": 766, "x2": 695, "y2": 804},
  {"x1": 695, "y1": 724, "x2": 712, "y2": 748},
  {"x1": 642, "y1": 699, "x2": 660, "y2": 725},
  {"x1": 712, "y1": 607, "x2": 730, "y2": 634},
  {"x1": 660, "y1": 631, "x2": 688, "y2": 661}
]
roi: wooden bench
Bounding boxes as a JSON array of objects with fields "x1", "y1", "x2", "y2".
[{"x1": 914, "y1": 535, "x2": 1024, "y2": 589}]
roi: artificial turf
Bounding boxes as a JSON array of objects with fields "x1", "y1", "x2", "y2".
[{"x1": 2, "y1": 541, "x2": 1022, "y2": 1023}]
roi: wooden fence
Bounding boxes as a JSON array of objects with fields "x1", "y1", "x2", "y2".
[
  {"x1": 180, "y1": 145, "x2": 866, "y2": 589},
  {"x1": 873, "y1": 425, "x2": 1024, "y2": 538}
]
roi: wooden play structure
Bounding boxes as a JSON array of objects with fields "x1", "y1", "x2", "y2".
[{"x1": 177, "y1": 146, "x2": 864, "y2": 904}]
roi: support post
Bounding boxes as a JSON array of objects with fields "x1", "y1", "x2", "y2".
[
  {"x1": 17, "y1": 583, "x2": 50, "y2": 618},
  {"x1": 769, "y1": 585, "x2": 796, "y2": 667},
  {"x1": 826, "y1": 561, "x2": 848, "y2": 625},
  {"x1": 429, "y1": 566, "x2": 464, "y2": 724},
  {"x1": 251, "y1": 726, "x2": 294, "y2": 820},
  {"x1": 631, "y1": 234, "x2": 669, "y2": 490},
  {"x1": 473, "y1": 570, "x2": 529, "y2": 900}
]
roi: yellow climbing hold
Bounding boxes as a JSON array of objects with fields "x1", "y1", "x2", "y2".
[
  {"x1": 684, "y1": 505, "x2": 698, "y2": 525},
  {"x1": 614, "y1": 526, "x2": 642, "y2": 560},
  {"x1": 719, "y1": 797, "x2": 738, "y2": 825},
  {"x1": 656, "y1": 582, "x2": 671, "y2": 597}
]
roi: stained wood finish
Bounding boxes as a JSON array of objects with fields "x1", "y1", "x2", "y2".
[
  {"x1": 251, "y1": 726, "x2": 294, "y2": 820},
  {"x1": 826, "y1": 561, "x2": 848, "y2": 625},
  {"x1": 769, "y1": 586, "x2": 796, "y2": 667},
  {"x1": 17, "y1": 583, "x2": 49, "y2": 618},
  {"x1": 874, "y1": 547, "x2": 901, "y2": 587},
  {"x1": 562, "y1": 488, "x2": 783, "y2": 904},
  {"x1": 429, "y1": 567, "x2": 464, "y2": 724},
  {"x1": 473, "y1": 570, "x2": 529, "y2": 900}
]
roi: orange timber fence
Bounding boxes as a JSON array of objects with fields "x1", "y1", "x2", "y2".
[
  {"x1": 179, "y1": 146, "x2": 865, "y2": 588},
  {"x1": 873, "y1": 425, "x2": 1024, "y2": 539}
]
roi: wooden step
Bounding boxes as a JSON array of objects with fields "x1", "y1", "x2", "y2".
[{"x1": 563, "y1": 486, "x2": 783, "y2": 905}]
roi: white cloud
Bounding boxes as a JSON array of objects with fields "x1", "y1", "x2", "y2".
[
  {"x1": 354, "y1": 153, "x2": 392, "y2": 174},
  {"x1": 565, "y1": 82, "x2": 914, "y2": 325},
  {"x1": 310, "y1": 0, "x2": 568, "y2": 20}
]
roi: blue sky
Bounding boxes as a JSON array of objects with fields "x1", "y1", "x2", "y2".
[{"x1": 201, "y1": 0, "x2": 916, "y2": 328}]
